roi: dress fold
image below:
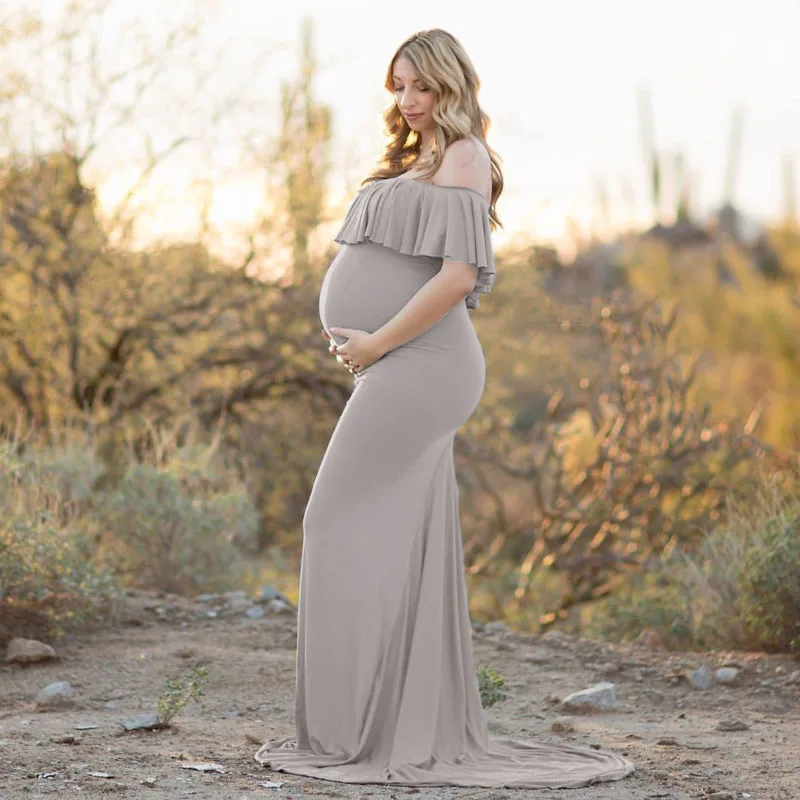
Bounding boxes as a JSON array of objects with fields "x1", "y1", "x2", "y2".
[{"x1": 333, "y1": 176, "x2": 496, "y2": 310}]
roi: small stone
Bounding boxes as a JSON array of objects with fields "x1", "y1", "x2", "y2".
[
  {"x1": 195, "y1": 593, "x2": 218, "y2": 604},
  {"x1": 265, "y1": 599, "x2": 293, "y2": 615},
  {"x1": 35, "y1": 681, "x2": 75, "y2": 709},
  {"x1": 522, "y1": 650, "x2": 549, "y2": 665},
  {"x1": 181, "y1": 762, "x2": 225, "y2": 773},
  {"x1": 562, "y1": 682, "x2": 617, "y2": 711},
  {"x1": 714, "y1": 667, "x2": 739, "y2": 685},
  {"x1": 245, "y1": 605, "x2": 265, "y2": 619},
  {"x1": 484, "y1": 620, "x2": 509, "y2": 635},
  {"x1": 141, "y1": 778, "x2": 158, "y2": 788},
  {"x1": 707, "y1": 792, "x2": 735, "y2": 800},
  {"x1": 6, "y1": 638, "x2": 57, "y2": 665},
  {"x1": 716, "y1": 718, "x2": 750, "y2": 731},
  {"x1": 551, "y1": 717, "x2": 574, "y2": 732},
  {"x1": 224, "y1": 592, "x2": 251, "y2": 610},
  {"x1": 119, "y1": 713, "x2": 161, "y2": 731},
  {"x1": 598, "y1": 662, "x2": 619, "y2": 676},
  {"x1": 686, "y1": 667, "x2": 712, "y2": 690},
  {"x1": 257, "y1": 585, "x2": 293, "y2": 606}
]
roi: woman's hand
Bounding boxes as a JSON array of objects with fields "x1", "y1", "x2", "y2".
[
  {"x1": 320, "y1": 327, "x2": 385, "y2": 375},
  {"x1": 321, "y1": 328, "x2": 358, "y2": 375}
]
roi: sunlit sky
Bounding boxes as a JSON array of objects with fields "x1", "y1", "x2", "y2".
[{"x1": 15, "y1": 0, "x2": 800, "y2": 261}]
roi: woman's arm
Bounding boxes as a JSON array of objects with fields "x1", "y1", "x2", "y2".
[{"x1": 369, "y1": 263, "x2": 475, "y2": 357}]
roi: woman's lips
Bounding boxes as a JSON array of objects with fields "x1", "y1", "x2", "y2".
[{"x1": 405, "y1": 113, "x2": 423, "y2": 120}]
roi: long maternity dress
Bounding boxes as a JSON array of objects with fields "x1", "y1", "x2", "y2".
[{"x1": 254, "y1": 174, "x2": 636, "y2": 789}]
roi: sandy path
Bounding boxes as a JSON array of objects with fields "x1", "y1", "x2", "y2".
[{"x1": 1, "y1": 591, "x2": 798, "y2": 799}]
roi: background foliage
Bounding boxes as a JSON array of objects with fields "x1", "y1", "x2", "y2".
[{"x1": 1, "y1": 2, "x2": 799, "y2": 650}]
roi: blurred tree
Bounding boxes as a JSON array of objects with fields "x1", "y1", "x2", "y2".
[
  {"x1": 0, "y1": 2, "x2": 350, "y2": 549},
  {"x1": 458, "y1": 291, "x2": 798, "y2": 628},
  {"x1": 275, "y1": 16, "x2": 332, "y2": 282}
]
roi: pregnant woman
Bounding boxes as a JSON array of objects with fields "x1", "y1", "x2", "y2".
[{"x1": 254, "y1": 28, "x2": 635, "y2": 790}]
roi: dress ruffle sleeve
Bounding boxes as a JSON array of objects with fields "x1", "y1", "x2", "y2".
[{"x1": 333, "y1": 177, "x2": 496, "y2": 310}]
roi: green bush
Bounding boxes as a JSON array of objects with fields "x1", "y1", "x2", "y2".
[
  {"x1": 97, "y1": 458, "x2": 259, "y2": 594},
  {"x1": 477, "y1": 666, "x2": 508, "y2": 708},
  {"x1": 588, "y1": 475, "x2": 800, "y2": 653},
  {"x1": 0, "y1": 442, "x2": 122, "y2": 641},
  {"x1": 737, "y1": 504, "x2": 800, "y2": 652},
  {"x1": 156, "y1": 665, "x2": 209, "y2": 727},
  {"x1": 0, "y1": 428, "x2": 262, "y2": 641},
  {"x1": 587, "y1": 568, "x2": 700, "y2": 650},
  {"x1": 24, "y1": 443, "x2": 103, "y2": 510}
]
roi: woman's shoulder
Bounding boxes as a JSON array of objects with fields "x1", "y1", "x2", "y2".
[
  {"x1": 441, "y1": 134, "x2": 489, "y2": 163},
  {"x1": 434, "y1": 136, "x2": 491, "y2": 202}
]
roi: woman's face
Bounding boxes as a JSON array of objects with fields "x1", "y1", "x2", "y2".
[{"x1": 392, "y1": 54, "x2": 436, "y2": 134}]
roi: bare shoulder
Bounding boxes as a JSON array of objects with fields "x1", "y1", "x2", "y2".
[{"x1": 435, "y1": 135, "x2": 491, "y2": 200}]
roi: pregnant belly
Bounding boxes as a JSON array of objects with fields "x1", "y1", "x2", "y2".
[{"x1": 319, "y1": 242, "x2": 441, "y2": 347}]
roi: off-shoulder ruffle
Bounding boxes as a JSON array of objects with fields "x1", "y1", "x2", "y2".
[{"x1": 333, "y1": 176, "x2": 495, "y2": 310}]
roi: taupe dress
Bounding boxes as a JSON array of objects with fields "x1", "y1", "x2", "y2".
[{"x1": 254, "y1": 175, "x2": 635, "y2": 789}]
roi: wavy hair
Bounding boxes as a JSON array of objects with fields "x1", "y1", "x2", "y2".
[{"x1": 362, "y1": 28, "x2": 504, "y2": 232}]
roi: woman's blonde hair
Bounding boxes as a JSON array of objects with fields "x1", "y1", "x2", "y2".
[{"x1": 363, "y1": 28, "x2": 504, "y2": 231}]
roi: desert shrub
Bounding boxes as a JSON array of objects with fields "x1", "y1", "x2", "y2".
[
  {"x1": 25, "y1": 443, "x2": 103, "y2": 509},
  {"x1": 0, "y1": 442, "x2": 122, "y2": 643},
  {"x1": 588, "y1": 473, "x2": 800, "y2": 652},
  {"x1": 733, "y1": 490, "x2": 800, "y2": 652},
  {"x1": 156, "y1": 665, "x2": 209, "y2": 727},
  {"x1": 585, "y1": 559, "x2": 706, "y2": 650},
  {"x1": 470, "y1": 293, "x2": 790, "y2": 631},
  {"x1": 476, "y1": 666, "x2": 508, "y2": 708},
  {"x1": 97, "y1": 456, "x2": 259, "y2": 594}
]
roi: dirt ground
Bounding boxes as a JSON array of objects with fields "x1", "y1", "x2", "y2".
[{"x1": 1, "y1": 589, "x2": 798, "y2": 800}]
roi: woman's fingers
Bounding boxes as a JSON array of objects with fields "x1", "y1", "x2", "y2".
[
  {"x1": 323, "y1": 329, "x2": 359, "y2": 372},
  {"x1": 323, "y1": 330, "x2": 338, "y2": 354}
]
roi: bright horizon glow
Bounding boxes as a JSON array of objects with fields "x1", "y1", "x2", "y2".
[{"x1": 13, "y1": 0, "x2": 800, "y2": 266}]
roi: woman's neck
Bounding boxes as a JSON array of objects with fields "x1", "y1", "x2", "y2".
[{"x1": 419, "y1": 131, "x2": 435, "y2": 157}]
